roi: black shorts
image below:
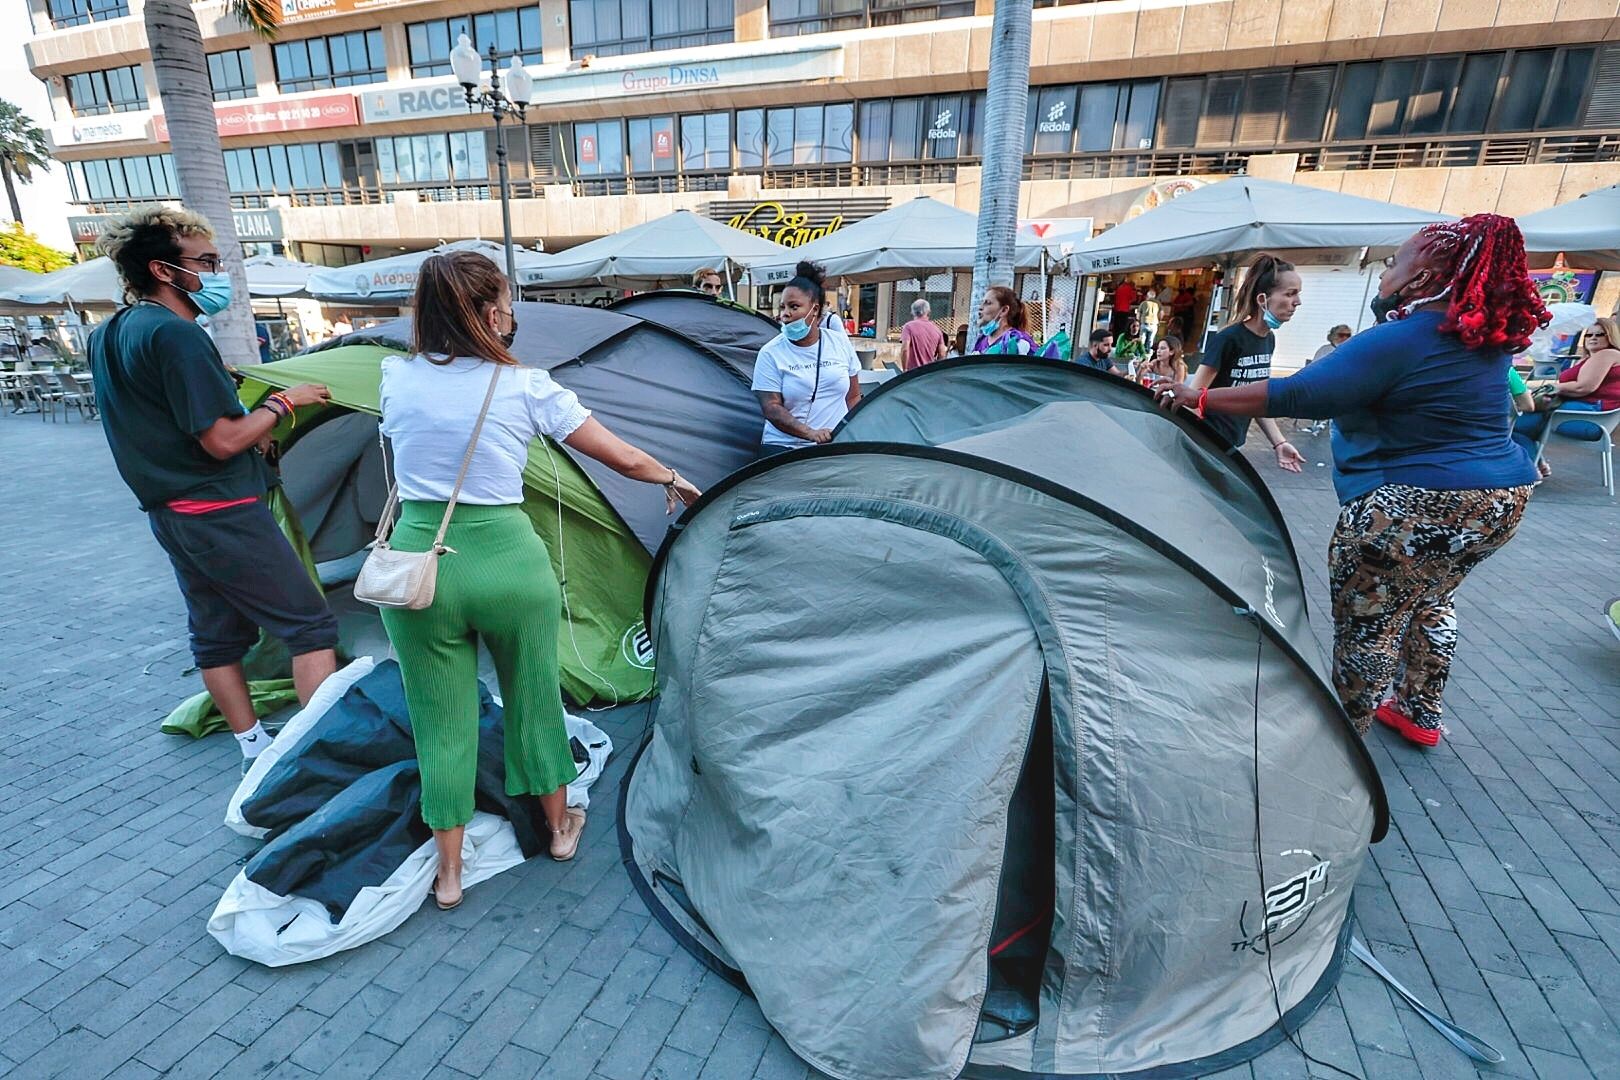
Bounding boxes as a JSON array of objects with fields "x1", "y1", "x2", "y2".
[{"x1": 149, "y1": 499, "x2": 339, "y2": 669}]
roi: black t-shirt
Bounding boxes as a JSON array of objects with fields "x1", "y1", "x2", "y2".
[
  {"x1": 88, "y1": 303, "x2": 272, "y2": 511},
  {"x1": 1198, "y1": 322, "x2": 1275, "y2": 449}
]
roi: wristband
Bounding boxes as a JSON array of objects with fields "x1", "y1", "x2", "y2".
[
  {"x1": 1195, "y1": 386, "x2": 1208, "y2": 421},
  {"x1": 270, "y1": 391, "x2": 298, "y2": 429},
  {"x1": 260, "y1": 395, "x2": 288, "y2": 418}
]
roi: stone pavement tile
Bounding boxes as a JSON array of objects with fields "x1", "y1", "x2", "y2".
[
  {"x1": 1479, "y1": 892, "x2": 1562, "y2": 960},
  {"x1": 1556, "y1": 931, "x2": 1620, "y2": 1027},
  {"x1": 1539, "y1": 858, "x2": 1620, "y2": 918},
  {"x1": 228, "y1": 964, "x2": 332, "y2": 1045},
  {"x1": 570, "y1": 909, "x2": 651, "y2": 979},
  {"x1": 1516, "y1": 945, "x2": 1620, "y2": 1076},
  {"x1": 1355, "y1": 1047, "x2": 1420, "y2": 1080},
  {"x1": 593, "y1": 994, "x2": 682, "y2": 1080},
  {"x1": 510, "y1": 923, "x2": 596, "y2": 999},
  {"x1": 532, "y1": 1015, "x2": 615, "y2": 1080},
  {"x1": 697, "y1": 1014, "x2": 771, "y2": 1080},
  {"x1": 478, "y1": 1043, "x2": 547, "y2": 1080},
  {"x1": 1524, "y1": 1048, "x2": 1595, "y2": 1079},
  {"x1": 16, "y1": 999, "x2": 177, "y2": 1080},
  {"x1": 318, "y1": 1033, "x2": 399, "y2": 1080},
  {"x1": 0, "y1": 1000, "x2": 63, "y2": 1064},
  {"x1": 441, "y1": 945, "x2": 531, "y2": 1022},
  {"x1": 135, "y1": 980, "x2": 256, "y2": 1073},
  {"x1": 367, "y1": 960, "x2": 462, "y2": 1045},
  {"x1": 1446, "y1": 840, "x2": 1518, "y2": 898},
  {"x1": 218, "y1": 1006, "x2": 327, "y2": 1076},
  {"x1": 583, "y1": 945, "x2": 664, "y2": 1027},
  {"x1": 24, "y1": 934, "x2": 142, "y2": 1013},
  {"x1": 289, "y1": 982, "x2": 399, "y2": 1072},
  {"x1": 645, "y1": 943, "x2": 707, "y2": 1006},
  {"x1": 511, "y1": 969, "x2": 603, "y2": 1057},
  {"x1": 1410, "y1": 851, "x2": 1488, "y2": 916},
  {"x1": 378, "y1": 1009, "x2": 468, "y2": 1080},
  {"x1": 297, "y1": 942, "x2": 402, "y2": 1017},
  {"x1": 664, "y1": 971, "x2": 741, "y2": 1059},
  {"x1": 440, "y1": 986, "x2": 540, "y2": 1075},
  {"x1": 1334, "y1": 970, "x2": 1410, "y2": 1058},
  {"x1": 1409, "y1": 925, "x2": 1490, "y2": 999},
  {"x1": 163, "y1": 1033, "x2": 243, "y2": 1080},
  {"x1": 752, "y1": 1032, "x2": 812, "y2": 1080},
  {"x1": 1479, "y1": 969, "x2": 1576, "y2": 1056},
  {"x1": 1505, "y1": 872, "x2": 1596, "y2": 938},
  {"x1": 646, "y1": 1044, "x2": 705, "y2": 1080}
]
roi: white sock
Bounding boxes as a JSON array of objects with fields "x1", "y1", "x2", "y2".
[{"x1": 235, "y1": 722, "x2": 272, "y2": 759}]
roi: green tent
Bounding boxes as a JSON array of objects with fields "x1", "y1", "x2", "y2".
[{"x1": 168, "y1": 296, "x2": 774, "y2": 732}]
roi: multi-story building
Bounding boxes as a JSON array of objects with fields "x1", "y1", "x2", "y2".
[{"x1": 23, "y1": 0, "x2": 1620, "y2": 341}]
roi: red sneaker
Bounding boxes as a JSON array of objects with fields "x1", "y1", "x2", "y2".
[{"x1": 1374, "y1": 702, "x2": 1441, "y2": 747}]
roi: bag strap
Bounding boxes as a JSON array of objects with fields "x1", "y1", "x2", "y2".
[
  {"x1": 430, "y1": 363, "x2": 504, "y2": 553},
  {"x1": 373, "y1": 423, "x2": 401, "y2": 547}
]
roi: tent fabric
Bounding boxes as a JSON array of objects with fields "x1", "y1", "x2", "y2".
[
  {"x1": 608, "y1": 291, "x2": 780, "y2": 380},
  {"x1": 305, "y1": 239, "x2": 548, "y2": 304},
  {"x1": 1067, "y1": 177, "x2": 1453, "y2": 274},
  {"x1": 211, "y1": 657, "x2": 612, "y2": 966},
  {"x1": 517, "y1": 209, "x2": 790, "y2": 289},
  {"x1": 745, "y1": 196, "x2": 1051, "y2": 285},
  {"x1": 245, "y1": 298, "x2": 764, "y2": 703},
  {"x1": 623, "y1": 358, "x2": 1386, "y2": 1080},
  {"x1": 1518, "y1": 183, "x2": 1620, "y2": 270}
]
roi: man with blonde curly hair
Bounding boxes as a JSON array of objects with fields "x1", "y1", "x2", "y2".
[{"x1": 90, "y1": 206, "x2": 338, "y2": 769}]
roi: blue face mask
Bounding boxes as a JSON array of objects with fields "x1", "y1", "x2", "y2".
[
  {"x1": 782, "y1": 317, "x2": 812, "y2": 343},
  {"x1": 166, "y1": 263, "x2": 234, "y2": 317},
  {"x1": 1262, "y1": 308, "x2": 1283, "y2": 331},
  {"x1": 980, "y1": 319, "x2": 1000, "y2": 338}
]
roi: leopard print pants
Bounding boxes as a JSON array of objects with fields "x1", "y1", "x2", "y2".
[{"x1": 1329, "y1": 484, "x2": 1532, "y2": 735}]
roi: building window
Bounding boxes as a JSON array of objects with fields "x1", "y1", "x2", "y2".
[
  {"x1": 376, "y1": 132, "x2": 489, "y2": 184},
  {"x1": 408, "y1": 9, "x2": 543, "y2": 77},
  {"x1": 67, "y1": 154, "x2": 176, "y2": 202},
  {"x1": 769, "y1": 0, "x2": 973, "y2": 36},
  {"x1": 1028, "y1": 86, "x2": 1077, "y2": 154},
  {"x1": 860, "y1": 94, "x2": 982, "y2": 161},
  {"x1": 574, "y1": 120, "x2": 626, "y2": 175},
  {"x1": 224, "y1": 142, "x2": 347, "y2": 193},
  {"x1": 207, "y1": 49, "x2": 257, "y2": 102},
  {"x1": 272, "y1": 30, "x2": 386, "y2": 94},
  {"x1": 64, "y1": 65, "x2": 146, "y2": 117},
  {"x1": 736, "y1": 104, "x2": 853, "y2": 167},
  {"x1": 627, "y1": 116, "x2": 677, "y2": 173},
  {"x1": 46, "y1": 0, "x2": 128, "y2": 29},
  {"x1": 680, "y1": 112, "x2": 730, "y2": 171},
  {"x1": 570, "y1": 0, "x2": 733, "y2": 59}
]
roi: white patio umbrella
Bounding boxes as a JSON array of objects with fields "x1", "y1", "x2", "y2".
[
  {"x1": 306, "y1": 239, "x2": 549, "y2": 305},
  {"x1": 745, "y1": 196, "x2": 1049, "y2": 285},
  {"x1": 0, "y1": 257, "x2": 126, "y2": 307},
  {"x1": 1067, "y1": 177, "x2": 1453, "y2": 275},
  {"x1": 519, "y1": 209, "x2": 789, "y2": 290},
  {"x1": 244, "y1": 254, "x2": 319, "y2": 299},
  {"x1": 1518, "y1": 184, "x2": 1620, "y2": 271}
]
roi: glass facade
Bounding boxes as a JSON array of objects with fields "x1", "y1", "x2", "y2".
[
  {"x1": 769, "y1": 0, "x2": 973, "y2": 36},
  {"x1": 207, "y1": 49, "x2": 257, "y2": 102},
  {"x1": 65, "y1": 65, "x2": 146, "y2": 117},
  {"x1": 224, "y1": 142, "x2": 345, "y2": 194},
  {"x1": 272, "y1": 30, "x2": 386, "y2": 94},
  {"x1": 570, "y1": 0, "x2": 733, "y2": 59},
  {"x1": 67, "y1": 154, "x2": 176, "y2": 201},
  {"x1": 377, "y1": 132, "x2": 490, "y2": 184},
  {"x1": 46, "y1": 0, "x2": 127, "y2": 29},
  {"x1": 407, "y1": 9, "x2": 543, "y2": 77}
]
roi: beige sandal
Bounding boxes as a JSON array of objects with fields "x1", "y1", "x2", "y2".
[{"x1": 550, "y1": 808, "x2": 586, "y2": 861}]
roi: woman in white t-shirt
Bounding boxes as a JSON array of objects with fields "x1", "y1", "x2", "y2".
[
  {"x1": 378, "y1": 252, "x2": 700, "y2": 911},
  {"x1": 751, "y1": 260, "x2": 862, "y2": 454}
]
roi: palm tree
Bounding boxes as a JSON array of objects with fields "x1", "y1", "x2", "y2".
[
  {"x1": 0, "y1": 100, "x2": 52, "y2": 227},
  {"x1": 970, "y1": 0, "x2": 1032, "y2": 326},
  {"x1": 145, "y1": 0, "x2": 280, "y2": 364}
]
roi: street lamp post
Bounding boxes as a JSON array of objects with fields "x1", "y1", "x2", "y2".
[{"x1": 450, "y1": 34, "x2": 533, "y2": 300}]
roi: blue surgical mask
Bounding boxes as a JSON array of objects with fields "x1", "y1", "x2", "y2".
[
  {"x1": 1262, "y1": 308, "x2": 1283, "y2": 331},
  {"x1": 782, "y1": 317, "x2": 812, "y2": 343},
  {"x1": 980, "y1": 319, "x2": 999, "y2": 338},
  {"x1": 166, "y1": 263, "x2": 234, "y2": 317}
]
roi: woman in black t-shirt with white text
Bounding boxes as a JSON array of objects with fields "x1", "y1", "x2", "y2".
[{"x1": 1186, "y1": 253, "x2": 1306, "y2": 473}]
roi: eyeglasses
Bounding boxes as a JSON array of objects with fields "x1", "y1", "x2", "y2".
[{"x1": 175, "y1": 254, "x2": 222, "y2": 273}]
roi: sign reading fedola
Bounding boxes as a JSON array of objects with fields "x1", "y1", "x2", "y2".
[{"x1": 360, "y1": 46, "x2": 842, "y2": 123}]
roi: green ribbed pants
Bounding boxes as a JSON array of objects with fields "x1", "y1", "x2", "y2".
[{"x1": 380, "y1": 501, "x2": 577, "y2": 831}]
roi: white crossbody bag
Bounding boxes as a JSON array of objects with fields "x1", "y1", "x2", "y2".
[{"x1": 354, "y1": 364, "x2": 503, "y2": 610}]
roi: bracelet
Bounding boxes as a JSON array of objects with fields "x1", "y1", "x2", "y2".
[
  {"x1": 1195, "y1": 386, "x2": 1208, "y2": 421},
  {"x1": 662, "y1": 468, "x2": 680, "y2": 488},
  {"x1": 260, "y1": 395, "x2": 288, "y2": 418},
  {"x1": 270, "y1": 391, "x2": 298, "y2": 429}
]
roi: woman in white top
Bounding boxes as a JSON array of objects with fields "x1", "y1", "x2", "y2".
[
  {"x1": 379, "y1": 252, "x2": 699, "y2": 910},
  {"x1": 751, "y1": 260, "x2": 862, "y2": 454}
]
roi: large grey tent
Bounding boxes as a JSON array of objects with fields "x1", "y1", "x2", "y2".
[
  {"x1": 1517, "y1": 182, "x2": 1620, "y2": 270},
  {"x1": 622, "y1": 357, "x2": 1388, "y2": 1080}
]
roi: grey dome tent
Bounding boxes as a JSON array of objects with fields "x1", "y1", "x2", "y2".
[{"x1": 622, "y1": 357, "x2": 1389, "y2": 1080}]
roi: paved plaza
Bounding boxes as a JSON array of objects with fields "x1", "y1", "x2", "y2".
[{"x1": 1, "y1": 413, "x2": 1617, "y2": 1080}]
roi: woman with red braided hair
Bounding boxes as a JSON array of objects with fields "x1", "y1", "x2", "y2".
[{"x1": 1156, "y1": 214, "x2": 1548, "y2": 747}]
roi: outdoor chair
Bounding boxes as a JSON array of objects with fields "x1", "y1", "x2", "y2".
[
  {"x1": 54, "y1": 372, "x2": 94, "y2": 421},
  {"x1": 28, "y1": 373, "x2": 64, "y2": 422},
  {"x1": 1532, "y1": 406, "x2": 1620, "y2": 497},
  {"x1": 0, "y1": 373, "x2": 31, "y2": 415}
]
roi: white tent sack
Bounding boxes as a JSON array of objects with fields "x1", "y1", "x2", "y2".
[{"x1": 213, "y1": 657, "x2": 611, "y2": 966}]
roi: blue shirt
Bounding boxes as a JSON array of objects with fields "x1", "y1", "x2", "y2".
[{"x1": 1266, "y1": 310, "x2": 1536, "y2": 504}]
